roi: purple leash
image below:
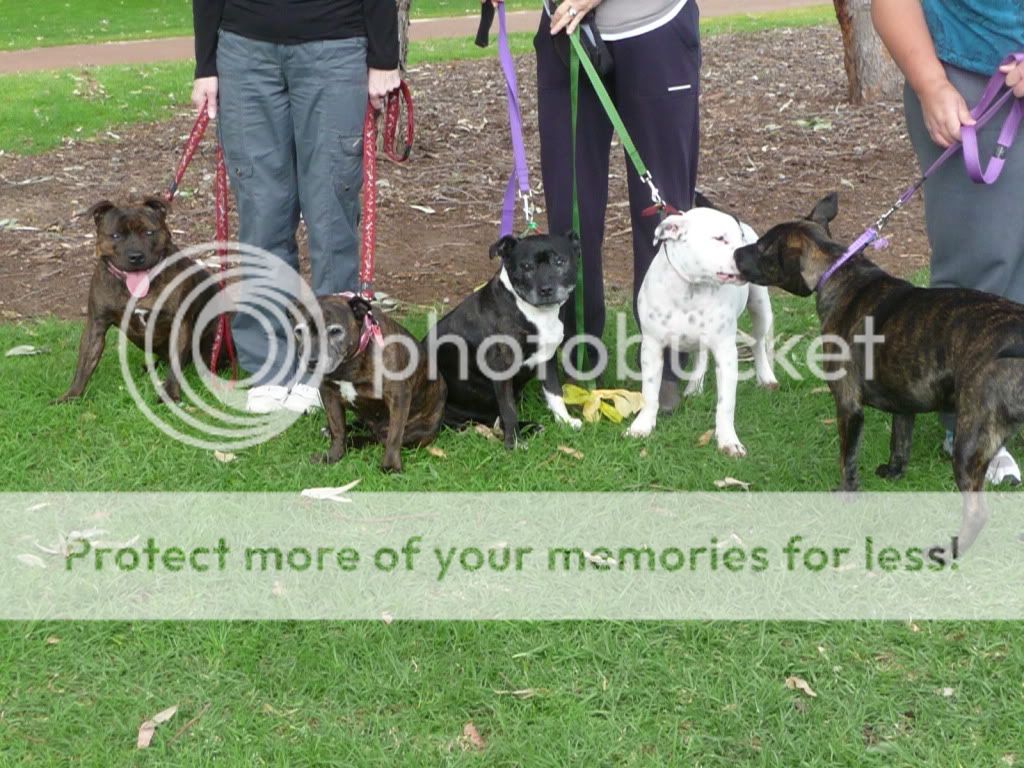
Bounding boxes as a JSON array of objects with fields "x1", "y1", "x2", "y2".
[
  {"x1": 495, "y1": 3, "x2": 536, "y2": 237},
  {"x1": 818, "y1": 52, "x2": 1024, "y2": 290}
]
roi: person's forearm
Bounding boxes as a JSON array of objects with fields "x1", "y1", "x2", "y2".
[
  {"x1": 193, "y1": 0, "x2": 226, "y2": 78},
  {"x1": 871, "y1": 0, "x2": 946, "y2": 96},
  {"x1": 364, "y1": 0, "x2": 400, "y2": 70}
]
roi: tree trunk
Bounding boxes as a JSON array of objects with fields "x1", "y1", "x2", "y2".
[
  {"x1": 833, "y1": 0, "x2": 903, "y2": 103},
  {"x1": 397, "y1": 0, "x2": 412, "y2": 70}
]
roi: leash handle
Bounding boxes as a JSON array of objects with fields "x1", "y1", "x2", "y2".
[
  {"x1": 962, "y1": 52, "x2": 1024, "y2": 184},
  {"x1": 360, "y1": 82, "x2": 415, "y2": 297},
  {"x1": 497, "y1": 3, "x2": 535, "y2": 237}
]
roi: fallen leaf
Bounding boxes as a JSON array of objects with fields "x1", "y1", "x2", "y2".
[
  {"x1": 45, "y1": 636, "x2": 60, "y2": 645},
  {"x1": 940, "y1": 687, "x2": 954, "y2": 698},
  {"x1": 213, "y1": 450, "x2": 236, "y2": 463},
  {"x1": 16, "y1": 553, "x2": 47, "y2": 569},
  {"x1": 461, "y1": 722, "x2": 486, "y2": 751},
  {"x1": 381, "y1": 611, "x2": 394, "y2": 625},
  {"x1": 409, "y1": 204, "x2": 436, "y2": 215},
  {"x1": 697, "y1": 429, "x2": 714, "y2": 447},
  {"x1": 822, "y1": 418, "x2": 836, "y2": 426},
  {"x1": 271, "y1": 580, "x2": 285, "y2": 597},
  {"x1": 909, "y1": 622, "x2": 920, "y2": 633},
  {"x1": 6, "y1": 344, "x2": 47, "y2": 357},
  {"x1": 639, "y1": 448, "x2": 648, "y2": 458},
  {"x1": 714, "y1": 477, "x2": 751, "y2": 491},
  {"x1": 473, "y1": 423, "x2": 501, "y2": 442},
  {"x1": 136, "y1": 705, "x2": 177, "y2": 749},
  {"x1": 300, "y1": 479, "x2": 361, "y2": 503},
  {"x1": 557, "y1": 445, "x2": 583, "y2": 460},
  {"x1": 426, "y1": 446, "x2": 447, "y2": 458},
  {"x1": 584, "y1": 550, "x2": 617, "y2": 568},
  {"x1": 811, "y1": 386, "x2": 830, "y2": 394},
  {"x1": 785, "y1": 676, "x2": 817, "y2": 698}
]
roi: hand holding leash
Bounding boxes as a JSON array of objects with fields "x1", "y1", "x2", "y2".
[{"x1": 550, "y1": 0, "x2": 602, "y2": 36}]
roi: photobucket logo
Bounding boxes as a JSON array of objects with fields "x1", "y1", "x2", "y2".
[{"x1": 116, "y1": 241, "x2": 328, "y2": 451}]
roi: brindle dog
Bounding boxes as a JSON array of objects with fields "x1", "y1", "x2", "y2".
[
  {"x1": 297, "y1": 295, "x2": 446, "y2": 473},
  {"x1": 734, "y1": 193, "x2": 1024, "y2": 558},
  {"x1": 55, "y1": 197, "x2": 220, "y2": 403}
]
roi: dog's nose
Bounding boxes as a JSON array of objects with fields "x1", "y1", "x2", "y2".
[
  {"x1": 127, "y1": 250, "x2": 145, "y2": 266},
  {"x1": 539, "y1": 285, "x2": 554, "y2": 298}
]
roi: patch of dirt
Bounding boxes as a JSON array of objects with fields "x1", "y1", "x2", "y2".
[{"x1": 0, "y1": 25, "x2": 929, "y2": 321}]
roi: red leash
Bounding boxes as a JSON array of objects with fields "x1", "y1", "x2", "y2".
[
  {"x1": 359, "y1": 81, "x2": 414, "y2": 297},
  {"x1": 163, "y1": 102, "x2": 237, "y2": 376}
]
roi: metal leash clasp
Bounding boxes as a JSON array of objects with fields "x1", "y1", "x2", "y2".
[
  {"x1": 518, "y1": 189, "x2": 539, "y2": 235},
  {"x1": 641, "y1": 172, "x2": 664, "y2": 210}
]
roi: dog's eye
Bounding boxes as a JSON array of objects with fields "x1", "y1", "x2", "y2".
[
  {"x1": 144, "y1": 230, "x2": 155, "y2": 237},
  {"x1": 110, "y1": 232, "x2": 122, "y2": 240},
  {"x1": 553, "y1": 256, "x2": 566, "y2": 267},
  {"x1": 521, "y1": 264, "x2": 534, "y2": 273},
  {"x1": 713, "y1": 235, "x2": 729, "y2": 245},
  {"x1": 327, "y1": 325, "x2": 345, "y2": 337}
]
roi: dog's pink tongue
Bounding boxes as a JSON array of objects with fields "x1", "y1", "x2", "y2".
[{"x1": 124, "y1": 271, "x2": 150, "y2": 299}]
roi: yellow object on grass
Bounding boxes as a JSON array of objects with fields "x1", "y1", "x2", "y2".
[{"x1": 562, "y1": 384, "x2": 645, "y2": 424}]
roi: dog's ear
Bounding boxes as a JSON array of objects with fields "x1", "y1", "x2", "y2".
[
  {"x1": 654, "y1": 216, "x2": 686, "y2": 243},
  {"x1": 347, "y1": 295, "x2": 372, "y2": 324},
  {"x1": 489, "y1": 235, "x2": 518, "y2": 260},
  {"x1": 141, "y1": 196, "x2": 170, "y2": 222},
  {"x1": 807, "y1": 192, "x2": 839, "y2": 228},
  {"x1": 82, "y1": 200, "x2": 116, "y2": 227}
]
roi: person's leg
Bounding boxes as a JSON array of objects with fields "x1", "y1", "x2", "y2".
[
  {"x1": 535, "y1": 11, "x2": 614, "y2": 377},
  {"x1": 905, "y1": 64, "x2": 1024, "y2": 481},
  {"x1": 216, "y1": 31, "x2": 302, "y2": 389},
  {"x1": 611, "y1": 1, "x2": 701, "y2": 396},
  {"x1": 287, "y1": 37, "x2": 368, "y2": 298}
]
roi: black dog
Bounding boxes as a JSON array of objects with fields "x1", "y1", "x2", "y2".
[
  {"x1": 427, "y1": 232, "x2": 580, "y2": 449},
  {"x1": 734, "y1": 193, "x2": 1024, "y2": 556}
]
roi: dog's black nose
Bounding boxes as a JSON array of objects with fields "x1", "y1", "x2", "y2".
[
  {"x1": 127, "y1": 250, "x2": 145, "y2": 266},
  {"x1": 539, "y1": 285, "x2": 554, "y2": 298}
]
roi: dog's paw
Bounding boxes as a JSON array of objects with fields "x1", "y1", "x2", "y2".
[
  {"x1": 757, "y1": 376, "x2": 779, "y2": 391},
  {"x1": 625, "y1": 416, "x2": 655, "y2": 439},
  {"x1": 718, "y1": 440, "x2": 747, "y2": 458},
  {"x1": 875, "y1": 462, "x2": 906, "y2": 480},
  {"x1": 380, "y1": 455, "x2": 403, "y2": 473},
  {"x1": 51, "y1": 393, "x2": 77, "y2": 405}
]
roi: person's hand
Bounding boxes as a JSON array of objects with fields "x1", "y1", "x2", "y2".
[
  {"x1": 917, "y1": 78, "x2": 975, "y2": 147},
  {"x1": 480, "y1": 0, "x2": 502, "y2": 6},
  {"x1": 550, "y1": 0, "x2": 602, "y2": 36},
  {"x1": 192, "y1": 76, "x2": 218, "y2": 119},
  {"x1": 1000, "y1": 58, "x2": 1024, "y2": 98},
  {"x1": 368, "y1": 68, "x2": 400, "y2": 111}
]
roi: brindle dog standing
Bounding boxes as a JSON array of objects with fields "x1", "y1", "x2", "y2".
[
  {"x1": 734, "y1": 193, "x2": 1024, "y2": 558},
  {"x1": 297, "y1": 295, "x2": 446, "y2": 473},
  {"x1": 55, "y1": 197, "x2": 219, "y2": 403}
]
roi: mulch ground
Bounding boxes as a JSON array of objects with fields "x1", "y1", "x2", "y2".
[{"x1": 0, "y1": 25, "x2": 929, "y2": 322}]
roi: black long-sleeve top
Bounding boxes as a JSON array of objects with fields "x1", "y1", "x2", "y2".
[{"x1": 193, "y1": 0, "x2": 399, "y2": 78}]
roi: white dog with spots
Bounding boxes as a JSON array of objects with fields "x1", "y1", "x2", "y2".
[{"x1": 626, "y1": 206, "x2": 777, "y2": 455}]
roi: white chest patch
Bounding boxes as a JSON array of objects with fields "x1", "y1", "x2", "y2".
[
  {"x1": 338, "y1": 381, "x2": 357, "y2": 404},
  {"x1": 500, "y1": 268, "x2": 565, "y2": 368}
]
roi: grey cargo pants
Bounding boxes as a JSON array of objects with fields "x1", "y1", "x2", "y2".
[{"x1": 217, "y1": 30, "x2": 367, "y2": 386}]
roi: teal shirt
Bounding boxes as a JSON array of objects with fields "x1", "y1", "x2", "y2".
[{"x1": 921, "y1": 0, "x2": 1024, "y2": 75}]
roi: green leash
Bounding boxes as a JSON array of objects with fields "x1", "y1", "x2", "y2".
[{"x1": 568, "y1": 29, "x2": 668, "y2": 375}]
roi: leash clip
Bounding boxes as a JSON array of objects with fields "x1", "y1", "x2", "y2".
[
  {"x1": 518, "y1": 189, "x2": 537, "y2": 231},
  {"x1": 641, "y1": 172, "x2": 664, "y2": 210}
]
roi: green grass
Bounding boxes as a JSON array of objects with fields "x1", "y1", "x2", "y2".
[
  {"x1": 0, "y1": 0, "x2": 539, "y2": 52},
  {"x1": 0, "y1": 6, "x2": 837, "y2": 156},
  {"x1": 1, "y1": 294, "x2": 1023, "y2": 763}
]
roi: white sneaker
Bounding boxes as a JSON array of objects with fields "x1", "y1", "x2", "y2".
[
  {"x1": 283, "y1": 383, "x2": 322, "y2": 414},
  {"x1": 986, "y1": 447, "x2": 1022, "y2": 487},
  {"x1": 245, "y1": 385, "x2": 289, "y2": 414}
]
